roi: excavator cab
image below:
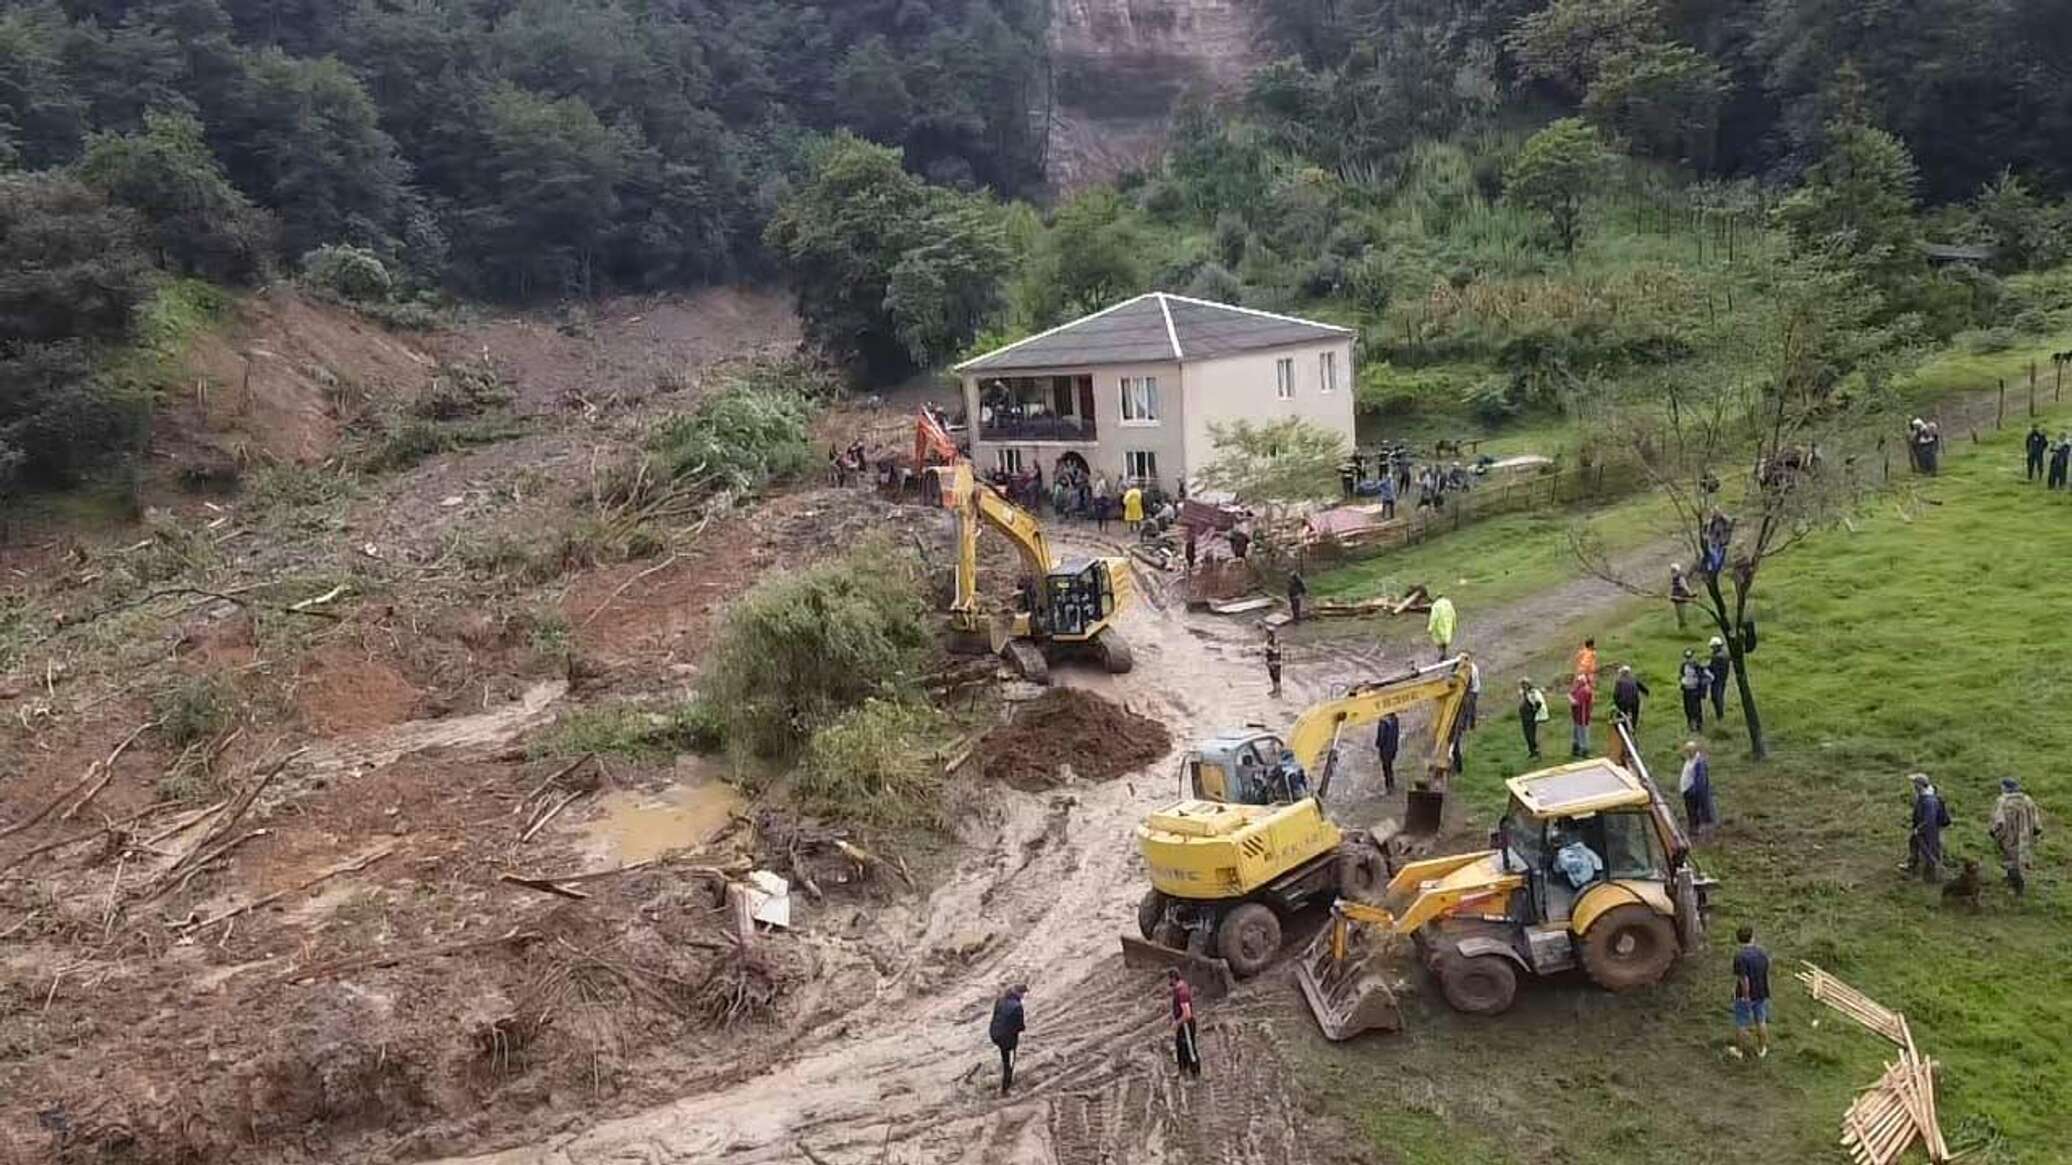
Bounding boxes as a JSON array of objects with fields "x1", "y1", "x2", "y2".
[{"x1": 1041, "y1": 558, "x2": 1116, "y2": 640}]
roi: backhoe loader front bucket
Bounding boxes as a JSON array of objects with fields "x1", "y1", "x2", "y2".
[
  {"x1": 1119, "y1": 935, "x2": 1235, "y2": 1000},
  {"x1": 1295, "y1": 920, "x2": 1406, "y2": 1041}
]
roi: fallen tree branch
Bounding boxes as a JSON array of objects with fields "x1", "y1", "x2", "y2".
[
  {"x1": 58, "y1": 720, "x2": 159, "y2": 823},
  {"x1": 180, "y1": 845, "x2": 396, "y2": 931},
  {"x1": 579, "y1": 552, "x2": 683, "y2": 629},
  {"x1": 0, "y1": 720, "x2": 156, "y2": 840},
  {"x1": 519, "y1": 789, "x2": 586, "y2": 843},
  {"x1": 498, "y1": 874, "x2": 592, "y2": 900},
  {"x1": 285, "y1": 925, "x2": 536, "y2": 984},
  {"x1": 0, "y1": 799, "x2": 183, "y2": 875}
]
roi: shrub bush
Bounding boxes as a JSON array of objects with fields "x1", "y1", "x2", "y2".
[
  {"x1": 303, "y1": 244, "x2": 394, "y2": 303},
  {"x1": 155, "y1": 674, "x2": 235, "y2": 749},
  {"x1": 796, "y1": 699, "x2": 947, "y2": 829},
  {"x1": 705, "y1": 539, "x2": 934, "y2": 760}
]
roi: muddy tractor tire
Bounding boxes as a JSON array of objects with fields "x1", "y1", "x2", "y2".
[
  {"x1": 1137, "y1": 888, "x2": 1170, "y2": 941},
  {"x1": 1335, "y1": 844, "x2": 1390, "y2": 902},
  {"x1": 1095, "y1": 627, "x2": 1135, "y2": 674},
  {"x1": 1001, "y1": 639, "x2": 1050, "y2": 684},
  {"x1": 1436, "y1": 953, "x2": 1519, "y2": 1016},
  {"x1": 1215, "y1": 903, "x2": 1282, "y2": 978},
  {"x1": 1579, "y1": 904, "x2": 1680, "y2": 992}
]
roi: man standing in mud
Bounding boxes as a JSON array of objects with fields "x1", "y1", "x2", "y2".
[
  {"x1": 989, "y1": 984, "x2": 1026, "y2": 1095},
  {"x1": 1167, "y1": 969, "x2": 1202, "y2": 1079}
]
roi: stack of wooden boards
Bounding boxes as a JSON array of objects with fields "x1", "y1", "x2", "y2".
[{"x1": 1796, "y1": 962, "x2": 1950, "y2": 1164}]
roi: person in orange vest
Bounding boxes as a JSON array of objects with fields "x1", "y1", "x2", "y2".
[{"x1": 1573, "y1": 638, "x2": 1599, "y2": 688}]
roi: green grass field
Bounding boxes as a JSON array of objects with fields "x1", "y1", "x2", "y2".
[{"x1": 1308, "y1": 409, "x2": 2071, "y2": 1164}]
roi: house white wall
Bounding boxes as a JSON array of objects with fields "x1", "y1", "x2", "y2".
[
  {"x1": 1178, "y1": 339, "x2": 1358, "y2": 486},
  {"x1": 964, "y1": 359, "x2": 1186, "y2": 492},
  {"x1": 962, "y1": 335, "x2": 1356, "y2": 494}
]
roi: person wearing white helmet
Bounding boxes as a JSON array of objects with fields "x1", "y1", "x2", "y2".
[{"x1": 1707, "y1": 636, "x2": 1733, "y2": 720}]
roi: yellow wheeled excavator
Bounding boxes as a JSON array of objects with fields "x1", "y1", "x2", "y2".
[
  {"x1": 1121, "y1": 656, "x2": 1474, "y2": 990},
  {"x1": 930, "y1": 459, "x2": 1136, "y2": 682},
  {"x1": 1294, "y1": 719, "x2": 1713, "y2": 1039}
]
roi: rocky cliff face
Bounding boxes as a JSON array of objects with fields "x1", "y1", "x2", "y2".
[{"x1": 1045, "y1": 0, "x2": 1264, "y2": 190}]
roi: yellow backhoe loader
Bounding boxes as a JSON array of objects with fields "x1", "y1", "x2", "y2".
[
  {"x1": 930, "y1": 460, "x2": 1135, "y2": 683},
  {"x1": 1120, "y1": 657, "x2": 1474, "y2": 991},
  {"x1": 1295, "y1": 719, "x2": 1713, "y2": 1039}
]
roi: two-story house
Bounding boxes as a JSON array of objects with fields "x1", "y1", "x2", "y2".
[{"x1": 955, "y1": 293, "x2": 1356, "y2": 495}]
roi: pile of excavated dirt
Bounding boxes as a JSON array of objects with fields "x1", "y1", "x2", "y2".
[{"x1": 978, "y1": 689, "x2": 1171, "y2": 790}]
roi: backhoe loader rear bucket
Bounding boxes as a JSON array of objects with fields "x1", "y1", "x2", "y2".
[
  {"x1": 1119, "y1": 935, "x2": 1235, "y2": 1001},
  {"x1": 1295, "y1": 922, "x2": 1406, "y2": 1041}
]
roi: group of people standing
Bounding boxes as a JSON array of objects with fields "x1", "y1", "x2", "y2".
[
  {"x1": 1336, "y1": 447, "x2": 1479, "y2": 519},
  {"x1": 1905, "y1": 772, "x2": 2046, "y2": 897},
  {"x1": 2022, "y1": 423, "x2": 2072, "y2": 489}
]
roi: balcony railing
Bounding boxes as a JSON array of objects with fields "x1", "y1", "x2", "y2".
[{"x1": 978, "y1": 413, "x2": 1098, "y2": 443}]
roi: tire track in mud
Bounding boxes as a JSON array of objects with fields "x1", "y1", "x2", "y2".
[{"x1": 427, "y1": 536, "x2": 1667, "y2": 1165}]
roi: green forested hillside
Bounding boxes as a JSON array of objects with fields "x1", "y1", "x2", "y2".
[{"x1": 6, "y1": 0, "x2": 2072, "y2": 494}]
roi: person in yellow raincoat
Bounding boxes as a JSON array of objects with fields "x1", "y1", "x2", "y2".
[
  {"x1": 1122, "y1": 484, "x2": 1145, "y2": 532},
  {"x1": 1426, "y1": 594, "x2": 1456, "y2": 660}
]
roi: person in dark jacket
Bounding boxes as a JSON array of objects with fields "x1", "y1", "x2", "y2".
[
  {"x1": 1678, "y1": 649, "x2": 1708, "y2": 734},
  {"x1": 1375, "y1": 712, "x2": 1401, "y2": 793},
  {"x1": 1287, "y1": 570, "x2": 1308, "y2": 622},
  {"x1": 2052, "y1": 434, "x2": 2072, "y2": 490},
  {"x1": 2027, "y1": 424, "x2": 2049, "y2": 481},
  {"x1": 1707, "y1": 637, "x2": 1732, "y2": 720},
  {"x1": 1905, "y1": 773, "x2": 1951, "y2": 883},
  {"x1": 1611, "y1": 665, "x2": 1650, "y2": 728},
  {"x1": 989, "y1": 985, "x2": 1027, "y2": 1095}
]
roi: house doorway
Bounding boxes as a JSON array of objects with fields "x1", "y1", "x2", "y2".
[{"x1": 1054, "y1": 451, "x2": 1090, "y2": 482}]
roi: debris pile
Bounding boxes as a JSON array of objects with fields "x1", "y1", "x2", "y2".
[
  {"x1": 1797, "y1": 962, "x2": 1950, "y2": 1164},
  {"x1": 979, "y1": 689, "x2": 1172, "y2": 790}
]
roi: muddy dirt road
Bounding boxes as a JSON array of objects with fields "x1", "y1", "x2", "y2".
[{"x1": 426, "y1": 530, "x2": 1523, "y2": 1165}]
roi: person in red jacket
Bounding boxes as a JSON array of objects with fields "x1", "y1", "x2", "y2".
[
  {"x1": 1569, "y1": 673, "x2": 1595, "y2": 758},
  {"x1": 1166, "y1": 969, "x2": 1202, "y2": 1079}
]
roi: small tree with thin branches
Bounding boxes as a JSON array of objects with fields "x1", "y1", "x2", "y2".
[
  {"x1": 1571, "y1": 253, "x2": 1905, "y2": 759},
  {"x1": 1195, "y1": 417, "x2": 1348, "y2": 570}
]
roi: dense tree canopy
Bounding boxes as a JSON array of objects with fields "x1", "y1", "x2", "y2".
[{"x1": 0, "y1": 0, "x2": 1052, "y2": 300}]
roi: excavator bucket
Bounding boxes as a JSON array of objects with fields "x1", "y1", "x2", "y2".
[
  {"x1": 1295, "y1": 921, "x2": 1406, "y2": 1041},
  {"x1": 1403, "y1": 788, "x2": 1445, "y2": 837},
  {"x1": 1119, "y1": 936, "x2": 1235, "y2": 1001}
]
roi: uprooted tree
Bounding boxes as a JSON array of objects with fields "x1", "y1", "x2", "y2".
[{"x1": 1571, "y1": 251, "x2": 1905, "y2": 759}]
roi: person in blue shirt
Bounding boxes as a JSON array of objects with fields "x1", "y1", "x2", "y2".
[
  {"x1": 1730, "y1": 926, "x2": 1771, "y2": 1060},
  {"x1": 1375, "y1": 713, "x2": 1400, "y2": 793},
  {"x1": 1906, "y1": 772, "x2": 1951, "y2": 882}
]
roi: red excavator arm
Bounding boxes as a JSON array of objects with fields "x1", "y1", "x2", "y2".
[{"x1": 915, "y1": 408, "x2": 959, "y2": 469}]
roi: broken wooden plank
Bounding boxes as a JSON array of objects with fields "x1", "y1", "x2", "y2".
[{"x1": 57, "y1": 720, "x2": 158, "y2": 823}]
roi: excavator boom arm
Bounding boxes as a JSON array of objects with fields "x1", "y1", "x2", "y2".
[
  {"x1": 937, "y1": 461, "x2": 1055, "y2": 621},
  {"x1": 1284, "y1": 656, "x2": 1473, "y2": 787}
]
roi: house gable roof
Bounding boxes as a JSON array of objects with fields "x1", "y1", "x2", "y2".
[{"x1": 955, "y1": 293, "x2": 1352, "y2": 374}]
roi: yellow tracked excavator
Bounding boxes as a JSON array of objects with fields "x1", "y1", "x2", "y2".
[
  {"x1": 1120, "y1": 657, "x2": 1474, "y2": 995},
  {"x1": 929, "y1": 459, "x2": 1136, "y2": 683},
  {"x1": 1294, "y1": 719, "x2": 1714, "y2": 1039}
]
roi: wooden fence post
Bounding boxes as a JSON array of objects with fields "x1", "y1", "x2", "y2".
[
  {"x1": 2030, "y1": 362, "x2": 2038, "y2": 417},
  {"x1": 1998, "y1": 379, "x2": 2006, "y2": 429}
]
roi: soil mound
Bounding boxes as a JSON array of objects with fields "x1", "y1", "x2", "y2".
[{"x1": 980, "y1": 689, "x2": 1171, "y2": 790}]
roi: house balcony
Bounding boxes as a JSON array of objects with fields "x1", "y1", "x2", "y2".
[
  {"x1": 975, "y1": 373, "x2": 1099, "y2": 444},
  {"x1": 979, "y1": 412, "x2": 1099, "y2": 444}
]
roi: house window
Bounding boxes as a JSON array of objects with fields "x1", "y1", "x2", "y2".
[
  {"x1": 996, "y1": 448, "x2": 1024, "y2": 475},
  {"x1": 1121, "y1": 376, "x2": 1160, "y2": 423},
  {"x1": 1125, "y1": 451, "x2": 1158, "y2": 482},
  {"x1": 1320, "y1": 351, "x2": 1338, "y2": 394},
  {"x1": 1276, "y1": 358, "x2": 1295, "y2": 400}
]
